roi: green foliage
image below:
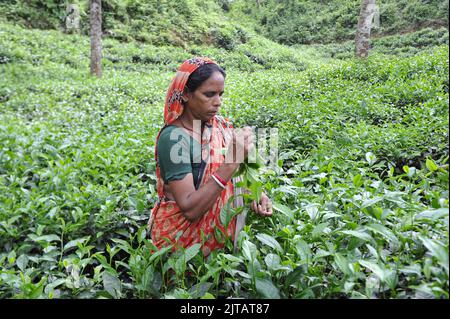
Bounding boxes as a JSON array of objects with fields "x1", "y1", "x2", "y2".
[
  {"x1": 311, "y1": 27, "x2": 449, "y2": 60},
  {"x1": 0, "y1": 21, "x2": 448, "y2": 299},
  {"x1": 0, "y1": 0, "x2": 251, "y2": 49},
  {"x1": 1, "y1": 0, "x2": 448, "y2": 47},
  {"x1": 229, "y1": 0, "x2": 449, "y2": 45}
]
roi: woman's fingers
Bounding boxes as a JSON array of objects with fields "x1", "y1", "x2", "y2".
[
  {"x1": 251, "y1": 200, "x2": 265, "y2": 216},
  {"x1": 260, "y1": 193, "x2": 268, "y2": 206},
  {"x1": 230, "y1": 127, "x2": 255, "y2": 163},
  {"x1": 259, "y1": 194, "x2": 273, "y2": 216},
  {"x1": 251, "y1": 200, "x2": 258, "y2": 212},
  {"x1": 260, "y1": 205, "x2": 272, "y2": 216},
  {"x1": 251, "y1": 193, "x2": 273, "y2": 217},
  {"x1": 265, "y1": 201, "x2": 273, "y2": 216}
]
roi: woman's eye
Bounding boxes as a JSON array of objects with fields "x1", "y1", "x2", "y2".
[{"x1": 205, "y1": 92, "x2": 215, "y2": 97}]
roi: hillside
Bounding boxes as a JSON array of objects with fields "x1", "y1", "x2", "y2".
[
  {"x1": 0, "y1": 0, "x2": 448, "y2": 47},
  {"x1": 0, "y1": 0, "x2": 250, "y2": 49},
  {"x1": 0, "y1": 19, "x2": 448, "y2": 299},
  {"x1": 229, "y1": 0, "x2": 449, "y2": 45}
]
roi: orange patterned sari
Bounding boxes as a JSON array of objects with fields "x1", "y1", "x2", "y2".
[{"x1": 148, "y1": 57, "x2": 236, "y2": 256}]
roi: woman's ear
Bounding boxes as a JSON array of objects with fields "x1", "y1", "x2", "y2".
[{"x1": 182, "y1": 88, "x2": 189, "y2": 103}]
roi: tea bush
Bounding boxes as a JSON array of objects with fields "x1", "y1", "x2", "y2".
[
  {"x1": 0, "y1": 22, "x2": 448, "y2": 299},
  {"x1": 229, "y1": 0, "x2": 449, "y2": 45}
]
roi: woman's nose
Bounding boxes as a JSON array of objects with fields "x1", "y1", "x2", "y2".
[{"x1": 213, "y1": 94, "x2": 222, "y2": 107}]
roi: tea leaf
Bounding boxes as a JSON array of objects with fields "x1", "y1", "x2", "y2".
[
  {"x1": 256, "y1": 233, "x2": 283, "y2": 253},
  {"x1": 102, "y1": 271, "x2": 122, "y2": 299},
  {"x1": 255, "y1": 278, "x2": 280, "y2": 299}
]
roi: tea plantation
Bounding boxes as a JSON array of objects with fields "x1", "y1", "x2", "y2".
[{"x1": 0, "y1": 21, "x2": 448, "y2": 299}]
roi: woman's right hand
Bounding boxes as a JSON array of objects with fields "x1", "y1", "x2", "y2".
[{"x1": 225, "y1": 126, "x2": 255, "y2": 164}]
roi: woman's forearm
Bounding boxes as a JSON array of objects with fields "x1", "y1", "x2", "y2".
[{"x1": 182, "y1": 163, "x2": 239, "y2": 222}]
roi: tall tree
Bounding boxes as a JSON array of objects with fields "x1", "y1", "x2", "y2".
[
  {"x1": 90, "y1": 0, "x2": 102, "y2": 77},
  {"x1": 355, "y1": 0, "x2": 376, "y2": 58}
]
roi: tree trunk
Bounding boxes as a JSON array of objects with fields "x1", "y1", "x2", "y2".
[
  {"x1": 90, "y1": 0, "x2": 102, "y2": 77},
  {"x1": 355, "y1": 0, "x2": 376, "y2": 58}
]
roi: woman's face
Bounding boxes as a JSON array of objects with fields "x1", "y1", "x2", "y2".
[{"x1": 184, "y1": 71, "x2": 225, "y2": 122}]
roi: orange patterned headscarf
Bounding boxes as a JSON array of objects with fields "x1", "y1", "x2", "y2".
[
  {"x1": 148, "y1": 57, "x2": 236, "y2": 256},
  {"x1": 164, "y1": 57, "x2": 215, "y2": 125}
]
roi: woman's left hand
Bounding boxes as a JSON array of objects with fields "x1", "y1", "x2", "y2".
[{"x1": 251, "y1": 192, "x2": 273, "y2": 217}]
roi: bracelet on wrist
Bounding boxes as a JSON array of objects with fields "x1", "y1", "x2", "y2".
[
  {"x1": 211, "y1": 173, "x2": 226, "y2": 189},
  {"x1": 214, "y1": 172, "x2": 227, "y2": 186}
]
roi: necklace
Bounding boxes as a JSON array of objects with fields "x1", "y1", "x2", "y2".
[{"x1": 180, "y1": 118, "x2": 202, "y2": 137}]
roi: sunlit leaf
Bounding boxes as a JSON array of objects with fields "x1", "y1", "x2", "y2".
[
  {"x1": 272, "y1": 202, "x2": 294, "y2": 221},
  {"x1": 264, "y1": 253, "x2": 281, "y2": 271},
  {"x1": 102, "y1": 271, "x2": 121, "y2": 299},
  {"x1": 256, "y1": 233, "x2": 283, "y2": 253},
  {"x1": 184, "y1": 243, "x2": 201, "y2": 263},
  {"x1": 340, "y1": 230, "x2": 373, "y2": 242},
  {"x1": 419, "y1": 236, "x2": 449, "y2": 271},
  {"x1": 255, "y1": 278, "x2": 280, "y2": 299}
]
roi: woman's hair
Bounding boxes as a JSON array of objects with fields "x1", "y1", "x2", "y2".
[{"x1": 185, "y1": 63, "x2": 226, "y2": 93}]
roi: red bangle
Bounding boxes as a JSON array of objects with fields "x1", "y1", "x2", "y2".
[{"x1": 213, "y1": 172, "x2": 227, "y2": 187}]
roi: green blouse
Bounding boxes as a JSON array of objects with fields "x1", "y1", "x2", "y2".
[{"x1": 157, "y1": 125, "x2": 204, "y2": 189}]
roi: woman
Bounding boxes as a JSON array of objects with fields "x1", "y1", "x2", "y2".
[{"x1": 148, "y1": 57, "x2": 272, "y2": 256}]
